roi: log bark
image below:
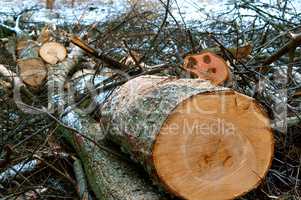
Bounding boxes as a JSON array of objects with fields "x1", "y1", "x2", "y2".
[
  {"x1": 44, "y1": 31, "x2": 166, "y2": 199},
  {"x1": 60, "y1": 109, "x2": 168, "y2": 200},
  {"x1": 101, "y1": 75, "x2": 274, "y2": 200},
  {"x1": 46, "y1": 36, "x2": 84, "y2": 113}
]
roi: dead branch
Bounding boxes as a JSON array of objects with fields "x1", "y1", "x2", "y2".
[
  {"x1": 263, "y1": 33, "x2": 301, "y2": 65},
  {"x1": 70, "y1": 36, "x2": 129, "y2": 70}
]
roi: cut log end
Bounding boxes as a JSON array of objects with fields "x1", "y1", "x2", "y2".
[
  {"x1": 39, "y1": 42, "x2": 67, "y2": 64},
  {"x1": 18, "y1": 58, "x2": 47, "y2": 88},
  {"x1": 153, "y1": 91, "x2": 274, "y2": 200},
  {"x1": 183, "y1": 52, "x2": 230, "y2": 85},
  {"x1": 102, "y1": 76, "x2": 274, "y2": 200}
]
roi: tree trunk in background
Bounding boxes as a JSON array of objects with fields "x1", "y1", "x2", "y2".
[{"x1": 101, "y1": 75, "x2": 274, "y2": 200}]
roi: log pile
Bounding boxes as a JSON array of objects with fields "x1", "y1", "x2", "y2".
[
  {"x1": 0, "y1": 20, "x2": 275, "y2": 200},
  {"x1": 16, "y1": 29, "x2": 48, "y2": 89},
  {"x1": 2, "y1": 1, "x2": 301, "y2": 199}
]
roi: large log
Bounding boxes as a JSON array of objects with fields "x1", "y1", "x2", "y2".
[{"x1": 101, "y1": 75, "x2": 274, "y2": 200}]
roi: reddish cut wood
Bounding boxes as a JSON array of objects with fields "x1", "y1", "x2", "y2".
[
  {"x1": 153, "y1": 91, "x2": 273, "y2": 200},
  {"x1": 183, "y1": 52, "x2": 229, "y2": 85},
  {"x1": 102, "y1": 75, "x2": 274, "y2": 200}
]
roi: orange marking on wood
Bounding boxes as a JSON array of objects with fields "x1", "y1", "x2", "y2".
[{"x1": 183, "y1": 51, "x2": 230, "y2": 85}]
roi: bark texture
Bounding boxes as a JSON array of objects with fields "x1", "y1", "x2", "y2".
[
  {"x1": 101, "y1": 75, "x2": 228, "y2": 182},
  {"x1": 47, "y1": 39, "x2": 166, "y2": 199},
  {"x1": 46, "y1": 39, "x2": 83, "y2": 113},
  {"x1": 60, "y1": 109, "x2": 167, "y2": 200}
]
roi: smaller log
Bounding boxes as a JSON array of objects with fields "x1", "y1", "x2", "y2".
[
  {"x1": 45, "y1": 30, "x2": 90, "y2": 113},
  {"x1": 39, "y1": 42, "x2": 67, "y2": 64},
  {"x1": 18, "y1": 58, "x2": 47, "y2": 88},
  {"x1": 183, "y1": 51, "x2": 230, "y2": 85},
  {"x1": 16, "y1": 39, "x2": 47, "y2": 89}
]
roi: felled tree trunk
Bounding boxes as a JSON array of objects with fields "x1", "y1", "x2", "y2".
[
  {"x1": 41, "y1": 30, "x2": 166, "y2": 199},
  {"x1": 46, "y1": 38, "x2": 83, "y2": 113},
  {"x1": 101, "y1": 75, "x2": 274, "y2": 200},
  {"x1": 60, "y1": 109, "x2": 167, "y2": 200}
]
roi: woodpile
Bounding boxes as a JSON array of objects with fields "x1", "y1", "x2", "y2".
[
  {"x1": 0, "y1": 22, "x2": 275, "y2": 200},
  {"x1": 17, "y1": 37, "x2": 47, "y2": 89},
  {"x1": 2, "y1": 1, "x2": 301, "y2": 199}
]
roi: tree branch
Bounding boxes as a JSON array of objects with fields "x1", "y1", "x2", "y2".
[{"x1": 262, "y1": 33, "x2": 301, "y2": 65}]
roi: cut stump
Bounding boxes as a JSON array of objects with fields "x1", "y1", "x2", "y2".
[
  {"x1": 39, "y1": 42, "x2": 67, "y2": 64},
  {"x1": 183, "y1": 52, "x2": 230, "y2": 85},
  {"x1": 102, "y1": 75, "x2": 274, "y2": 200}
]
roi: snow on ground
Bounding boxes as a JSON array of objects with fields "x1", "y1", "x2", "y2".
[
  {"x1": 0, "y1": 0, "x2": 127, "y2": 25},
  {"x1": 1, "y1": 0, "x2": 300, "y2": 26}
]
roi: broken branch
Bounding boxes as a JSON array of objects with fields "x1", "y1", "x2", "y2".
[{"x1": 70, "y1": 36, "x2": 129, "y2": 70}]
